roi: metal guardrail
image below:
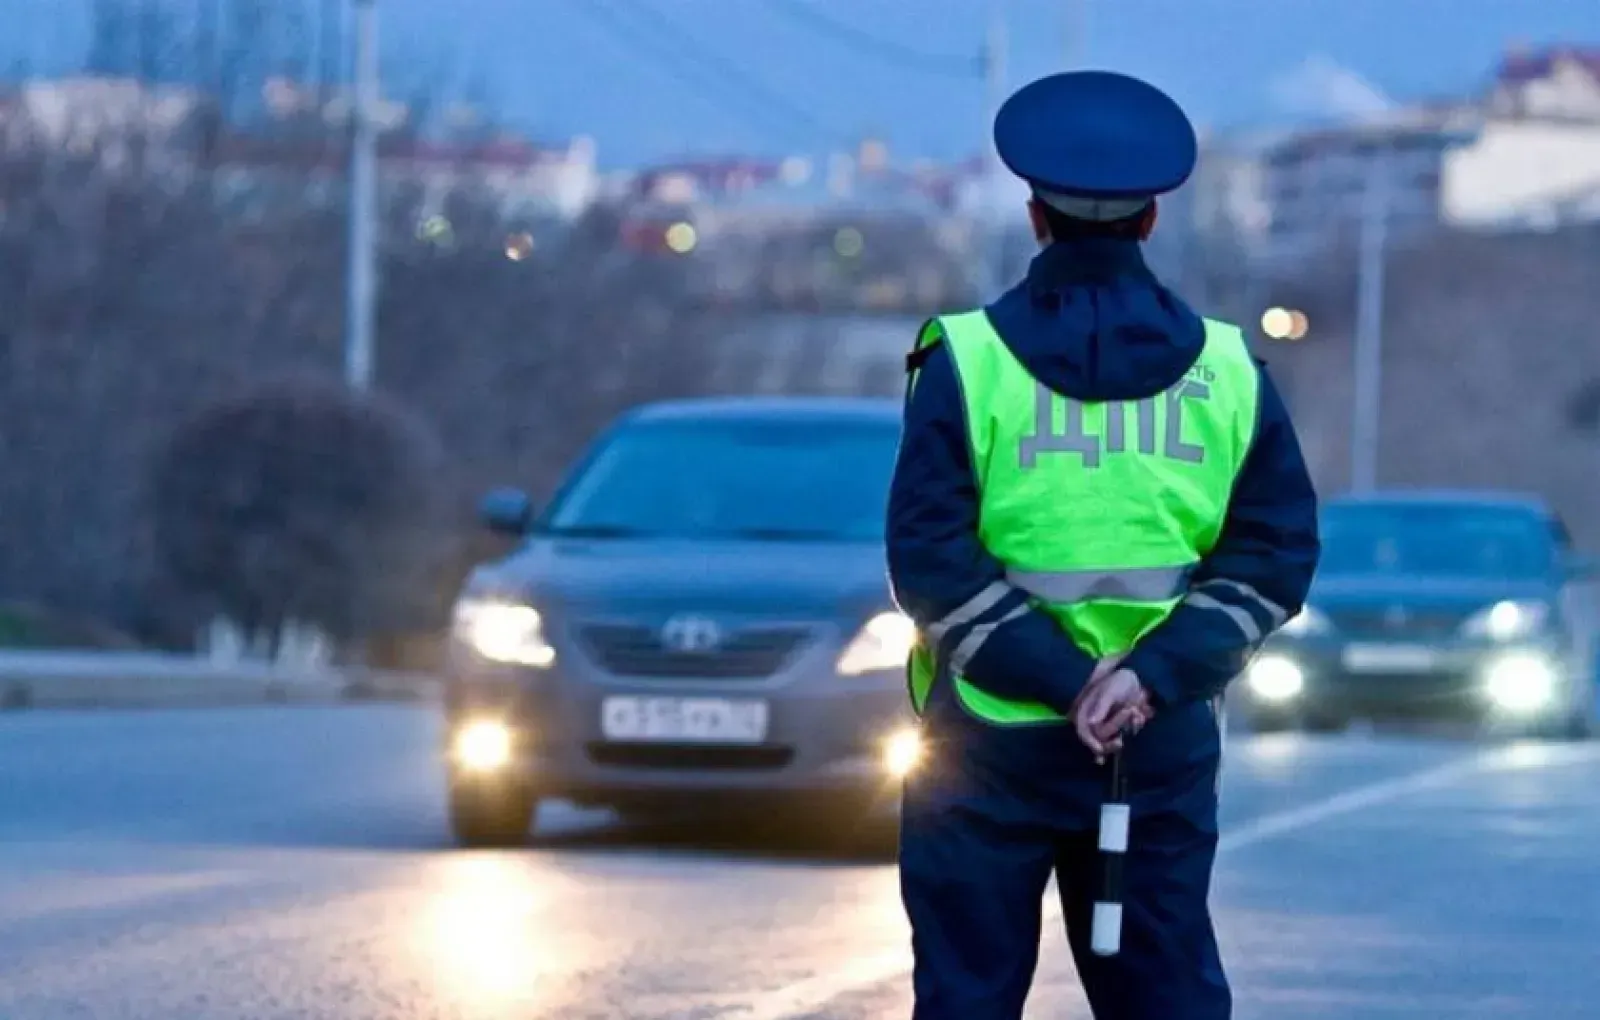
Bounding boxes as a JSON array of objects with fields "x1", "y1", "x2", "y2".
[{"x1": 0, "y1": 651, "x2": 441, "y2": 710}]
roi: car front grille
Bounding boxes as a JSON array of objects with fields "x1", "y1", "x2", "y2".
[
  {"x1": 1326, "y1": 608, "x2": 1472, "y2": 641},
  {"x1": 576, "y1": 624, "x2": 812, "y2": 679},
  {"x1": 585, "y1": 742, "x2": 794, "y2": 771}
]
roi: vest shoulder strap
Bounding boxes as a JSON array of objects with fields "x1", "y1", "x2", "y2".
[
  {"x1": 904, "y1": 310, "x2": 993, "y2": 397},
  {"x1": 905, "y1": 338, "x2": 942, "y2": 374},
  {"x1": 905, "y1": 317, "x2": 940, "y2": 376}
]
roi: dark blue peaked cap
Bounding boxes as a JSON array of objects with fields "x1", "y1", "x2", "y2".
[{"x1": 994, "y1": 70, "x2": 1197, "y2": 204}]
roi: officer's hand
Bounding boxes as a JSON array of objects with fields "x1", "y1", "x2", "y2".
[
  {"x1": 1071, "y1": 652, "x2": 1127, "y2": 718},
  {"x1": 1087, "y1": 652, "x2": 1127, "y2": 686},
  {"x1": 1074, "y1": 669, "x2": 1151, "y2": 761},
  {"x1": 1095, "y1": 690, "x2": 1152, "y2": 748}
]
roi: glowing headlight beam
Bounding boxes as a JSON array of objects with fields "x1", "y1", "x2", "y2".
[
  {"x1": 1484, "y1": 654, "x2": 1556, "y2": 713},
  {"x1": 882, "y1": 728, "x2": 923, "y2": 779},
  {"x1": 453, "y1": 598, "x2": 556, "y2": 667},
  {"x1": 1462, "y1": 600, "x2": 1549, "y2": 642},
  {"x1": 838, "y1": 612, "x2": 917, "y2": 676},
  {"x1": 1246, "y1": 655, "x2": 1304, "y2": 702},
  {"x1": 453, "y1": 720, "x2": 514, "y2": 773}
]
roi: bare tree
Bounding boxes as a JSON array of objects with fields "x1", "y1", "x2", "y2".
[
  {"x1": 149, "y1": 377, "x2": 450, "y2": 651},
  {"x1": 0, "y1": 117, "x2": 750, "y2": 648}
]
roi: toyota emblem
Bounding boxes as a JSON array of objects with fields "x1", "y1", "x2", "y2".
[
  {"x1": 1384, "y1": 605, "x2": 1409, "y2": 629},
  {"x1": 660, "y1": 615, "x2": 722, "y2": 653}
]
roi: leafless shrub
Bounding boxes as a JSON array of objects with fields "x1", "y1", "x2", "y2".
[{"x1": 148, "y1": 376, "x2": 450, "y2": 647}]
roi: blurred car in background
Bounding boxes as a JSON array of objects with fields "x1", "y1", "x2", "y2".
[
  {"x1": 1240, "y1": 490, "x2": 1599, "y2": 738},
  {"x1": 440, "y1": 397, "x2": 919, "y2": 847}
]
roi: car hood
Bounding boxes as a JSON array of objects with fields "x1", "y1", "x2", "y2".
[
  {"x1": 463, "y1": 538, "x2": 894, "y2": 620},
  {"x1": 1310, "y1": 574, "x2": 1557, "y2": 611}
]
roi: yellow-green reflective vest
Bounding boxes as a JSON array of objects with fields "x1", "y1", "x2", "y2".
[{"x1": 905, "y1": 309, "x2": 1260, "y2": 725}]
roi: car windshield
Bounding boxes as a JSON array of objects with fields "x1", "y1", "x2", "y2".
[
  {"x1": 1319, "y1": 503, "x2": 1554, "y2": 579},
  {"x1": 541, "y1": 416, "x2": 900, "y2": 542}
]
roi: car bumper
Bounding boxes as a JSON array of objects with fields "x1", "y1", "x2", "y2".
[
  {"x1": 1240, "y1": 639, "x2": 1588, "y2": 721},
  {"x1": 442, "y1": 653, "x2": 915, "y2": 804}
]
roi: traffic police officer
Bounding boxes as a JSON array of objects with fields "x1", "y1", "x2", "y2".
[{"x1": 887, "y1": 71, "x2": 1321, "y2": 1019}]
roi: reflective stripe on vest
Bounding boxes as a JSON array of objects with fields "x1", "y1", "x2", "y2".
[
  {"x1": 1005, "y1": 565, "x2": 1192, "y2": 603},
  {"x1": 904, "y1": 308, "x2": 1260, "y2": 725}
]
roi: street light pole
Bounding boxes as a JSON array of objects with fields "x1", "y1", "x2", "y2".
[
  {"x1": 977, "y1": 0, "x2": 1008, "y2": 297},
  {"x1": 1350, "y1": 158, "x2": 1389, "y2": 492},
  {"x1": 1062, "y1": 0, "x2": 1086, "y2": 69},
  {"x1": 345, "y1": 0, "x2": 379, "y2": 391}
]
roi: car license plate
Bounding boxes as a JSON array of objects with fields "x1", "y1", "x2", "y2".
[
  {"x1": 1342, "y1": 643, "x2": 1441, "y2": 673},
  {"x1": 600, "y1": 697, "x2": 769, "y2": 744}
]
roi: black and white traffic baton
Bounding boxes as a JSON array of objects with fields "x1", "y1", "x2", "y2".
[{"x1": 1091, "y1": 741, "x2": 1130, "y2": 957}]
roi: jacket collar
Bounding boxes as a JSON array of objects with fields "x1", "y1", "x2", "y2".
[{"x1": 1024, "y1": 238, "x2": 1156, "y2": 294}]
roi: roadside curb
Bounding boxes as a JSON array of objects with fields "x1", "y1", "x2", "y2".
[{"x1": 0, "y1": 651, "x2": 440, "y2": 711}]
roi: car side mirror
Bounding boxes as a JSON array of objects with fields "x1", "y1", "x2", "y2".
[{"x1": 478, "y1": 487, "x2": 535, "y2": 537}]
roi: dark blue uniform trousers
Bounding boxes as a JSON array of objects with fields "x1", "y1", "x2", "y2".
[{"x1": 899, "y1": 751, "x2": 1231, "y2": 1019}]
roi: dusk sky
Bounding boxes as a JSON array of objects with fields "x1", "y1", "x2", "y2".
[
  {"x1": 378, "y1": 0, "x2": 1600, "y2": 164},
  {"x1": 7, "y1": 0, "x2": 1598, "y2": 166}
]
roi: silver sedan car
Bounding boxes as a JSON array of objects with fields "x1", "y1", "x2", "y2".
[{"x1": 441, "y1": 398, "x2": 922, "y2": 846}]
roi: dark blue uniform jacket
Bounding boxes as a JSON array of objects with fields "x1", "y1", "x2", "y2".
[{"x1": 887, "y1": 238, "x2": 1320, "y2": 828}]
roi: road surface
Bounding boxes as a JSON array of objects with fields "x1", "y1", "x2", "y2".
[{"x1": 1, "y1": 705, "x2": 1597, "y2": 1019}]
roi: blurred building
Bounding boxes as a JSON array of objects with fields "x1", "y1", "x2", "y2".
[
  {"x1": 1442, "y1": 46, "x2": 1600, "y2": 230},
  {"x1": 1444, "y1": 118, "x2": 1600, "y2": 229},
  {"x1": 383, "y1": 135, "x2": 600, "y2": 222},
  {"x1": 1232, "y1": 45, "x2": 1600, "y2": 262},
  {"x1": 253, "y1": 76, "x2": 603, "y2": 222},
  {"x1": 1184, "y1": 133, "x2": 1273, "y2": 242},
  {"x1": 0, "y1": 74, "x2": 601, "y2": 225},
  {"x1": 625, "y1": 139, "x2": 974, "y2": 226},
  {"x1": 208, "y1": 132, "x2": 600, "y2": 225},
  {"x1": 1143, "y1": 129, "x2": 1274, "y2": 308},
  {"x1": 0, "y1": 76, "x2": 203, "y2": 153},
  {"x1": 1487, "y1": 45, "x2": 1600, "y2": 121},
  {"x1": 1256, "y1": 108, "x2": 1478, "y2": 264},
  {"x1": 616, "y1": 143, "x2": 977, "y2": 310}
]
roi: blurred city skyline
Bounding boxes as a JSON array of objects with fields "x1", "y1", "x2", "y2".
[{"x1": 0, "y1": 0, "x2": 1595, "y2": 165}]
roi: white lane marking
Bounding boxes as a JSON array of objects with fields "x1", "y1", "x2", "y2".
[
  {"x1": 1219, "y1": 746, "x2": 1524, "y2": 853},
  {"x1": 735, "y1": 741, "x2": 1600, "y2": 1020}
]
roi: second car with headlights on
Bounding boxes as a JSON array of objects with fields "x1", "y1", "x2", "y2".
[
  {"x1": 1240, "y1": 490, "x2": 1599, "y2": 739},
  {"x1": 440, "y1": 397, "x2": 923, "y2": 847}
]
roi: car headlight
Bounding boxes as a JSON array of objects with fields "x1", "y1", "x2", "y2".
[
  {"x1": 452, "y1": 719, "x2": 515, "y2": 772},
  {"x1": 452, "y1": 597, "x2": 556, "y2": 667},
  {"x1": 881, "y1": 727, "x2": 924, "y2": 779},
  {"x1": 1483, "y1": 652, "x2": 1557, "y2": 712},
  {"x1": 1460, "y1": 600, "x2": 1550, "y2": 642},
  {"x1": 837, "y1": 612, "x2": 918, "y2": 676},
  {"x1": 1279, "y1": 606, "x2": 1331, "y2": 637},
  {"x1": 1246, "y1": 654, "x2": 1304, "y2": 702}
]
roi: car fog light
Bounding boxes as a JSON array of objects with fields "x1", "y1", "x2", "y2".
[
  {"x1": 454, "y1": 720, "x2": 514, "y2": 773},
  {"x1": 1247, "y1": 655, "x2": 1304, "y2": 702},
  {"x1": 1484, "y1": 654, "x2": 1556, "y2": 713},
  {"x1": 882, "y1": 728, "x2": 923, "y2": 779}
]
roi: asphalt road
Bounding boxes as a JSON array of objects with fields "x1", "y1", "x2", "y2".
[{"x1": 1, "y1": 706, "x2": 1597, "y2": 1019}]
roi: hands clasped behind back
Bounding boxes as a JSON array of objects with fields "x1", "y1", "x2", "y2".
[{"x1": 1073, "y1": 652, "x2": 1153, "y2": 761}]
